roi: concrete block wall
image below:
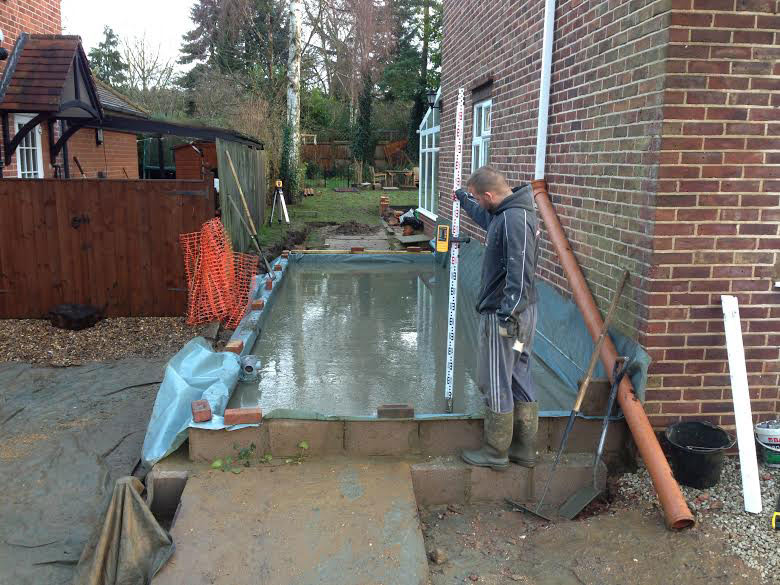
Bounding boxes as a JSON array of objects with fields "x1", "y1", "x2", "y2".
[{"x1": 643, "y1": 0, "x2": 780, "y2": 428}]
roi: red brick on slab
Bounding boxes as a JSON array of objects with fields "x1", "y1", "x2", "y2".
[
  {"x1": 225, "y1": 340, "x2": 244, "y2": 354},
  {"x1": 191, "y1": 400, "x2": 212, "y2": 423},
  {"x1": 224, "y1": 407, "x2": 263, "y2": 425}
]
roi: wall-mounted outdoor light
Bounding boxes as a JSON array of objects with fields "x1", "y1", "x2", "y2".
[
  {"x1": 426, "y1": 88, "x2": 441, "y2": 110},
  {"x1": 95, "y1": 128, "x2": 104, "y2": 145}
]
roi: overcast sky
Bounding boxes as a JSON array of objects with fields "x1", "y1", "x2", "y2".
[{"x1": 61, "y1": 0, "x2": 195, "y2": 70}]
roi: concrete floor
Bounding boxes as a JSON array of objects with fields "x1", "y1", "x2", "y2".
[{"x1": 153, "y1": 458, "x2": 429, "y2": 585}]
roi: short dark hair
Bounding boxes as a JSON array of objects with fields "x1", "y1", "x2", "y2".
[{"x1": 466, "y1": 166, "x2": 509, "y2": 195}]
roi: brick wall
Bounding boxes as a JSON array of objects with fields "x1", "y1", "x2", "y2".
[
  {"x1": 644, "y1": 0, "x2": 780, "y2": 428},
  {"x1": 0, "y1": 0, "x2": 62, "y2": 177},
  {"x1": 439, "y1": 0, "x2": 780, "y2": 428},
  {"x1": 440, "y1": 0, "x2": 670, "y2": 339},
  {"x1": 68, "y1": 129, "x2": 140, "y2": 179},
  {"x1": 0, "y1": 0, "x2": 60, "y2": 53}
]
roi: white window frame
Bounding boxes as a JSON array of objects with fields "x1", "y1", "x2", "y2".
[
  {"x1": 471, "y1": 98, "x2": 492, "y2": 172},
  {"x1": 417, "y1": 88, "x2": 440, "y2": 221},
  {"x1": 14, "y1": 114, "x2": 45, "y2": 179}
]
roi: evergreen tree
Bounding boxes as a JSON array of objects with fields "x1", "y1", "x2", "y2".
[
  {"x1": 88, "y1": 26, "x2": 127, "y2": 87},
  {"x1": 180, "y1": 0, "x2": 287, "y2": 86},
  {"x1": 351, "y1": 74, "x2": 374, "y2": 166}
]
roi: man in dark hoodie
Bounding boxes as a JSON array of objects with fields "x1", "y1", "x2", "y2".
[{"x1": 454, "y1": 166, "x2": 539, "y2": 470}]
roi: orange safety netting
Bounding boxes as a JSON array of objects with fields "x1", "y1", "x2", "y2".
[{"x1": 180, "y1": 218, "x2": 260, "y2": 329}]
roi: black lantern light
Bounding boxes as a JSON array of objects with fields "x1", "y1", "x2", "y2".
[{"x1": 426, "y1": 88, "x2": 440, "y2": 110}]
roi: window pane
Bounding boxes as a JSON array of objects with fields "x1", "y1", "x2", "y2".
[
  {"x1": 484, "y1": 138, "x2": 491, "y2": 166},
  {"x1": 475, "y1": 105, "x2": 482, "y2": 137},
  {"x1": 433, "y1": 106, "x2": 439, "y2": 127},
  {"x1": 429, "y1": 152, "x2": 439, "y2": 213},
  {"x1": 433, "y1": 132, "x2": 439, "y2": 148},
  {"x1": 472, "y1": 144, "x2": 481, "y2": 171},
  {"x1": 484, "y1": 105, "x2": 492, "y2": 134}
]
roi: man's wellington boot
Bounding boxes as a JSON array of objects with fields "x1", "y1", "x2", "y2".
[
  {"x1": 508, "y1": 401, "x2": 538, "y2": 467},
  {"x1": 461, "y1": 410, "x2": 513, "y2": 471}
]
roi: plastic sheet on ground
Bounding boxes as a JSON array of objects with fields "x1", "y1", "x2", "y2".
[
  {"x1": 141, "y1": 337, "x2": 241, "y2": 469},
  {"x1": 453, "y1": 240, "x2": 650, "y2": 415},
  {"x1": 72, "y1": 477, "x2": 174, "y2": 585},
  {"x1": 0, "y1": 434, "x2": 111, "y2": 585}
]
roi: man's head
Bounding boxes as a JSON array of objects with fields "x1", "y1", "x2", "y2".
[{"x1": 466, "y1": 166, "x2": 512, "y2": 211}]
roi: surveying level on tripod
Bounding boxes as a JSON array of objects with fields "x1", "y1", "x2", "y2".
[{"x1": 269, "y1": 180, "x2": 291, "y2": 226}]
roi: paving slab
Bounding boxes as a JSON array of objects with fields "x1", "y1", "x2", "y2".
[{"x1": 153, "y1": 458, "x2": 429, "y2": 585}]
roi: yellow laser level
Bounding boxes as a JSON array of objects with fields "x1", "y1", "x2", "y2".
[
  {"x1": 275, "y1": 180, "x2": 283, "y2": 188},
  {"x1": 436, "y1": 225, "x2": 450, "y2": 253},
  {"x1": 773, "y1": 494, "x2": 780, "y2": 530}
]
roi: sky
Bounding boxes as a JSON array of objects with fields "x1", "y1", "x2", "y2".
[{"x1": 61, "y1": 0, "x2": 195, "y2": 71}]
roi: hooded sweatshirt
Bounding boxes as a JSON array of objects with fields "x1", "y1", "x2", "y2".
[{"x1": 455, "y1": 184, "x2": 539, "y2": 324}]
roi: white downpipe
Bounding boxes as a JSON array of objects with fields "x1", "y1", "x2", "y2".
[{"x1": 534, "y1": 0, "x2": 557, "y2": 180}]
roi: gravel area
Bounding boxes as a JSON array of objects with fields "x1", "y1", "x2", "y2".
[
  {"x1": 0, "y1": 317, "x2": 212, "y2": 366},
  {"x1": 616, "y1": 457, "x2": 780, "y2": 584}
]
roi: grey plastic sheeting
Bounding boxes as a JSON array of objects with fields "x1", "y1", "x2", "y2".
[
  {"x1": 141, "y1": 338, "x2": 241, "y2": 468},
  {"x1": 453, "y1": 242, "x2": 649, "y2": 413},
  {"x1": 228, "y1": 250, "x2": 649, "y2": 419}
]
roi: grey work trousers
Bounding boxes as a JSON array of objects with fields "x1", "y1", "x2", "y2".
[{"x1": 476, "y1": 305, "x2": 537, "y2": 414}]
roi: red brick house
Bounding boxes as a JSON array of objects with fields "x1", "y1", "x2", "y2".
[
  {"x1": 0, "y1": 1, "x2": 144, "y2": 178},
  {"x1": 423, "y1": 0, "x2": 780, "y2": 429}
]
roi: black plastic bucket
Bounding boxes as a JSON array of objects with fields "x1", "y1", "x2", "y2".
[{"x1": 665, "y1": 421, "x2": 735, "y2": 489}]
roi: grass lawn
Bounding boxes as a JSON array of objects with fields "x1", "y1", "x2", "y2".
[{"x1": 257, "y1": 187, "x2": 419, "y2": 251}]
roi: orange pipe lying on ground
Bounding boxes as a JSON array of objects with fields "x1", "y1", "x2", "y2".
[{"x1": 531, "y1": 179, "x2": 695, "y2": 531}]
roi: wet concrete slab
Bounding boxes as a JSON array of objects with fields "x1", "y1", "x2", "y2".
[
  {"x1": 153, "y1": 458, "x2": 429, "y2": 585},
  {"x1": 228, "y1": 262, "x2": 483, "y2": 417}
]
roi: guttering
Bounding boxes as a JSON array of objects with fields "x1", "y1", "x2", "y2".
[{"x1": 531, "y1": 0, "x2": 694, "y2": 530}]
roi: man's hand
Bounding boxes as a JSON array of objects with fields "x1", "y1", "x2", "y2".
[
  {"x1": 454, "y1": 188, "x2": 469, "y2": 202},
  {"x1": 498, "y1": 319, "x2": 518, "y2": 338}
]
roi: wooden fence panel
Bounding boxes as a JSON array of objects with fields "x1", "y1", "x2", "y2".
[
  {"x1": 216, "y1": 139, "x2": 266, "y2": 253},
  {"x1": 0, "y1": 177, "x2": 215, "y2": 318}
]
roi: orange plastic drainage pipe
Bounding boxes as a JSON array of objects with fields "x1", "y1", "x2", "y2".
[{"x1": 531, "y1": 179, "x2": 695, "y2": 530}]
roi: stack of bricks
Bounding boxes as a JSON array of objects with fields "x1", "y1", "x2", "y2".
[
  {"x1": 644, "y1": 0, "x2": 779, "y2": 428},
  {"x1": 439, "y1": 0, "x2": 779, "y2": 429}
]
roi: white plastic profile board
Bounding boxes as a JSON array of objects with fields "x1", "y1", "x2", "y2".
[
  {"x1": 721, "y1": 294, "x2": 762, "y2": 514},
  {"x1": 444, "y1": 88, "x2": 465, "y2": 413}
]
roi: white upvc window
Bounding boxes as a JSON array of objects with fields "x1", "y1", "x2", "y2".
[
  {"x1": 471, "y1": 98, "x2": 492, "y2": 171},
  {"x1": 15, "y1": 114, "x2": 44, "y2": 179},
  {"x1": 417, "y1": 89, "x2": 440, "y2": 220}
]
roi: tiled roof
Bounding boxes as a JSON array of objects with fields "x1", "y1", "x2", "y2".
[
  {"x1": 93, "y1": 79, "x2": 148, "y2": 119},
  {"x1": 0, "y1": 35, "x2": 94, "y2": 113}
]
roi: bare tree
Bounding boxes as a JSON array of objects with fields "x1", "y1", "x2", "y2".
[{"x1": 123, "y1": 34, "x2": 174, "y2": 93}]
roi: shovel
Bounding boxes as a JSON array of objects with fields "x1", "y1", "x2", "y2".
[
  {"x1": 508, "y1": 269, "x2": 630, "y2": 522},
  {"x1": 558, "y1": 357, "x2": 632, "y2": 520}
]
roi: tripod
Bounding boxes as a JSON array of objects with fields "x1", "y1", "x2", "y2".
[{"x1": 269, "y1": 180, "x2": 290, "y2": 226}]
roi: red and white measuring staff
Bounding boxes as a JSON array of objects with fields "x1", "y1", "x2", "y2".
[{"x1": 444, "y1": 88, "x2": 465, "y2": 412}]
